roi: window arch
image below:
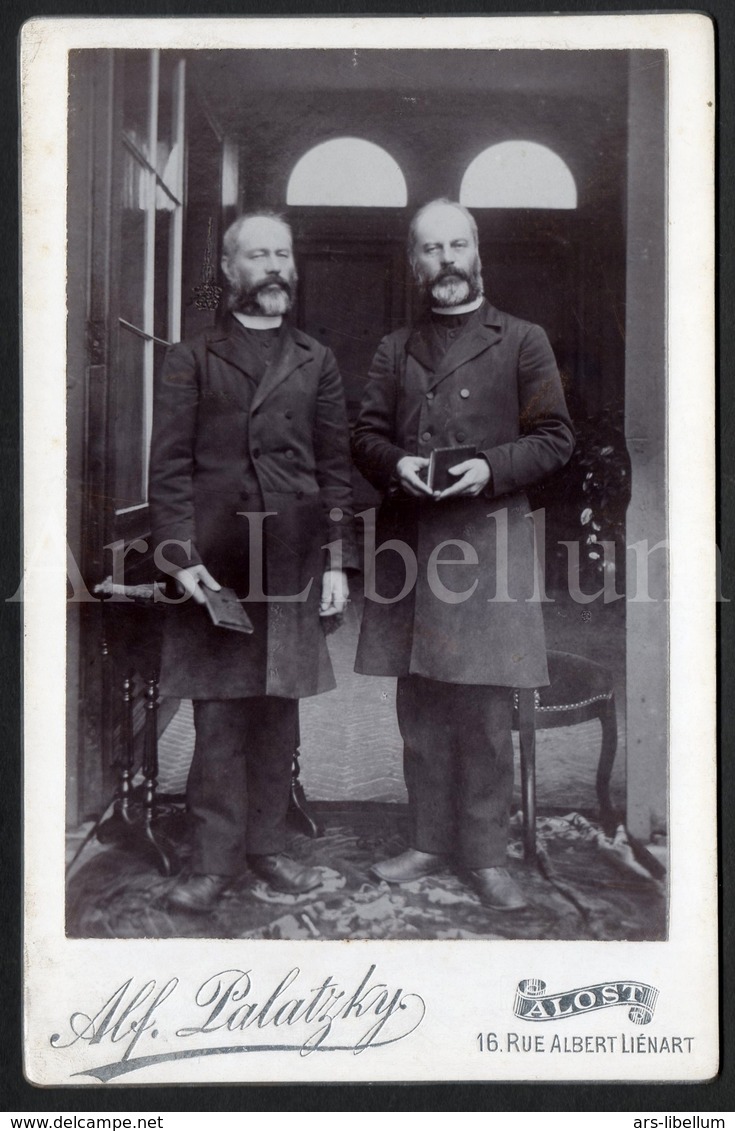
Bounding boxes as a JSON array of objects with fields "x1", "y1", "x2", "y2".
[
  {"x1": 459, "y1": 141, "x2": 577, "y2": 209},
  {"x1": 286, "y1": 137, "x2": 408, "y2": 207}
]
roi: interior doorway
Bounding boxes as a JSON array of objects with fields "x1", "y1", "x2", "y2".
[{"x1": 292, "y1": 208, "x2": 409, "y2": 509}]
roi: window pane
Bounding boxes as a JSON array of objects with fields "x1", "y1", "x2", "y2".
[
  {"x1": 287, "y1": 138, "x2": 407, "y2": 207},
  {"x1": 121, "y1": 51, "x2": 152, "y2": 160},
  {"x1": 156, "y1": 54, "x2": 181, "y2": 189},
  {"x1": 150, "y1": 340, "x2": 168, "y2": 481},
  {"x1": 153, "y1": 203, "x2": 173, "y2": 341},
  {"x1": 114, "y1": 327, "x2": 147, "y2": 510},
  {"x1": 460, "y1": 141, "x2": 577, "y2": 209},
  {"x1": 120, "y1": 149, "x2": 148, "y2": 328}
]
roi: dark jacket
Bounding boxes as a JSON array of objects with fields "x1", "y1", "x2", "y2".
[
  {"x1": 351, "y1": 301, "x2": 574, "y2": 688},
  {"x1": 149, "y1": 316, "x2": 357, "y2": 700}
]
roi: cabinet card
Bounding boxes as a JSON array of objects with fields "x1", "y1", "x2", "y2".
[{"x1": 20, "y1": 13, "x2": 717, "y2": 1086}]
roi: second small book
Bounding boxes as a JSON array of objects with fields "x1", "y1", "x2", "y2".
[{"x1": 202, "y1": 586, "x2": 255, "y2": 634}]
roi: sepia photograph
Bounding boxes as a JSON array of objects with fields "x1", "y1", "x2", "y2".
[{"x1": 21, "y1": 14, "x2": 717, "y2": 1085}]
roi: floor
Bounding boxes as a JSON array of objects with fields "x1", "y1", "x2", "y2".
[
  {"x1": 66, "y1": 804, "x2": 667, "y2": 941},
  {"x1": 156, "y1": 588, "x2": 627, "y2": 813},
  {"x1": 66, "y1": 587, "x2": 662, "y2": 942}
]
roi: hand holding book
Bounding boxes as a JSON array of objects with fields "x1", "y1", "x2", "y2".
[
  {"x1": 396, "y1": 446, "x2": 491, "y2": 500},
  {"x1": 430, "y1": 448, "x2": 492, "y2": 500},
  {"x1": 424, "y1": 444, "x2": 478, "y2": 492}
]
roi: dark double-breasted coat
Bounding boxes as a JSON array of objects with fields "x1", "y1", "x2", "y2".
[
  {"x1": 351, "y1": 301, "x2": 574, "y2": 688},
  {"x1": 149, "y1": 316, "x2": 357, "y2": 701}
]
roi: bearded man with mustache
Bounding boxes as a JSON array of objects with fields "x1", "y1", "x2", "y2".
[
  {"x1": 352, "y1": 199, "x2": 575, "y2": 911},
  {"x1": 149, "y1": 212, "x2": 357, "y2": 912}
]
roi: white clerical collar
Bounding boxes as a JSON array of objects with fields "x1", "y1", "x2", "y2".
[
  {"x1": 431, "y1": 296, "x2": 484, "y2": 316},
  {"x1": 233, "y1": 311, "x2": 283, "y2": 330}
]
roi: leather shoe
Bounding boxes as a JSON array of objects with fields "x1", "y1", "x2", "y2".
[
  {"x1": 248, "y1": 853, "x2": 322, "y2": 894},
  {"x1": 166, "y1": 873, "x2": 229, "y2": 913},
  {"x1": 372, "y1": 848, "x2": 446, "y2": 884},
  {"x1": 466, "y1": 867, "x2": 528, "y2": 911}
]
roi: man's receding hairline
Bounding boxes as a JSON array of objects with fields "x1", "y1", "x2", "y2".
[
  {"x1": 408, "y1": 198, "x2": 479, "y2": 259},
  {"x1": 222, "y1": 212, "x2": 293, "y2": 259}
]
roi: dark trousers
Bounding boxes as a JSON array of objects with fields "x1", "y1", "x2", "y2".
[
  {"x1": 187, "y1": 697, "x2": 298, "y2": 875},
  {"x1": 396, "y1": 675, "x2": 514, "y2": 868}
]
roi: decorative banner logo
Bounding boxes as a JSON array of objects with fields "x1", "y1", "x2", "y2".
[{"x1": 513, "y1": 978, "x2": 659, "y2": 1025}]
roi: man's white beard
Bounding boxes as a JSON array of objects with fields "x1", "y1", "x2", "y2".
[
  {"x1": 229, "y1": 277, "x2": 296, "y2": 316},
  {"x1": 421, "y1": 258, "x2": 484, "y2": 309},
  {"x1": 431, "y1": 275, "x2": 472, "y2": 307},
  {"x1": 252, "y1": 284, "x2": 292, "y2": 317}
]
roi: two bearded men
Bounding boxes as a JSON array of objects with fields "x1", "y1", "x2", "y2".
[{"x1": 149, "y1": 199, "x2": 574, "y2": 914}]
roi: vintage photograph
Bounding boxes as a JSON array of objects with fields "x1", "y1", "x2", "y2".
[
  {"x1": 63, "y1": 41, "x2": 665, "y2": 943},
  {"x1": 22, "y1": 15, "x2": 717, "y2": 1085}
]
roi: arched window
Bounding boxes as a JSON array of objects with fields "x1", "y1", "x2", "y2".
[
  {"x1": 459, "y1": 141, "x2": 577, "y2": 209},
  {"x1": 286, "y1": 137, "x2": 408, "y2": 207}
]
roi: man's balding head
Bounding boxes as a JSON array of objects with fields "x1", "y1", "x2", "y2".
[
  {"x1": 221, "y1": 211, "x2": 297, "y2": 317},
  {"x1": 408, "y1": 199, "x2": 483, "y2": 308}
]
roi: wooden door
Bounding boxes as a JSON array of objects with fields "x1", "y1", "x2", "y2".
[
  {"x1": 67, "y1": 50, "x2": 228, "y2": 821},
  {"x1": 293, "y1": 210, "x2": 409, "y2": 508}
]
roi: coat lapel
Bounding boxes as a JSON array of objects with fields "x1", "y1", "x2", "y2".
[
  {"x1": 412, "y1": 304, "x2": 504, "y2": 392},
  {"x1": 405, "y1": 325, "x2": 436, "y2": 373},
  {"x1": 250, "y1": 326, "x2": 313, "y2": 413},
  {"x1": 206, "y1": 322, "x2": 258, "y2": 381},
  {"x1": 206, "y1": 319, "x2": 313, "y2": 411}
]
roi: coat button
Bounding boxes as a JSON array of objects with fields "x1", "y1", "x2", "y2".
[
  {"x1": 421, "y1": 431, "x2": 432, "y2": 442},
  {"x1": 252, "y1": 447, "x2": 261, "y2": 458},
  {"x1": 456, "y1": 431, "x2": 466, "y2": 442},
  {"x1": 426, "y1": 391, "x2": 434, "y2": 401},
  {"x1": 285, "y1": 409, "x2": 293, "y2": 419},
  {"x1": 285, "y1": 449, "x2": 294, "y2": 459},
  {"x1": 460, "y1": 388, "x2": 470, "y2": 399}
]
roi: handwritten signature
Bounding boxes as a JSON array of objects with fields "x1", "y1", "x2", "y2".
[{"x1": 50, "y1": 964, "x2": 426, "y2": 1081}]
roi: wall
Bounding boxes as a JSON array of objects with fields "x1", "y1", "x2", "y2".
[{"x1": 624, "y1": 51, "x2": 668, "y2": 837}]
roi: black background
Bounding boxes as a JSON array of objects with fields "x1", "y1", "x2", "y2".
[{"x1": 2, "y1": 0, "x2": 732, "y2": 1113}]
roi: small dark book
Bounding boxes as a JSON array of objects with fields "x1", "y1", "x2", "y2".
[
  {"x1": 426, "y1": 444, "x2": 478, "y2": 492},
  {"x1": 202, "y1": 586, "x2": 254, "y2": 634}
]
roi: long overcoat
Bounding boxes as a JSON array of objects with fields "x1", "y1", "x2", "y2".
[
  {"x1": 351, "y1": 302, "x2": 574, "y2": 688},
  {"x1": 148, "y1": 316, "x2": 357, "y2": 701}
]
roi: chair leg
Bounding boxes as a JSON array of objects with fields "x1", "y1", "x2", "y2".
[
  {"x1": 596, "y1": 695, "x2": 618, "y2": 834},
  {"x1": 517, "y1": 689, "x2": 537, "y2": 862},
  {"x1": 285, "y1": 715, "x2": 323, "y2": 838},
  {"x1": 287, "y1": 747, "x2": 324, "y2": 838},
  {"x1": 97, "y1": 668, "x2": 177, "y2": 876},
  {"x1": 141, "y1": 671, "x2": 175, "y2": 876}
]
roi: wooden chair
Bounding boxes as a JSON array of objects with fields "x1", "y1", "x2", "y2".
[{"x1": 514, "y1": 650, "x2": 619, "y2": 860}]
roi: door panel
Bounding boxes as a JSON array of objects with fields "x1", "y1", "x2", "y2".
[
  {"x1": 298, "y1": 247, "x2": 403, "y2": 416},
  {"x1": 297, "y1": 236, "x2": 408, "y2": 509}
]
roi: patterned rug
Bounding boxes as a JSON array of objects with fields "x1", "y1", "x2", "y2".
[{"x1": 66, "y1": 803, "x2": 666, "y2": 942}]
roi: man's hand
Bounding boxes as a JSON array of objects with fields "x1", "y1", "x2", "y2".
[
  {"x1": 172, "y1": 564, "x2": 221, "y2": 605},
  {"x1": 396, "y1": 454, "x2": 433, "y2": 497},
  {"x1": 320, "y1": 569, "x2": 349, "y2": 617},
  {"x1": 434, "y1": 458, "x2": 491, "y2": 501}
]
